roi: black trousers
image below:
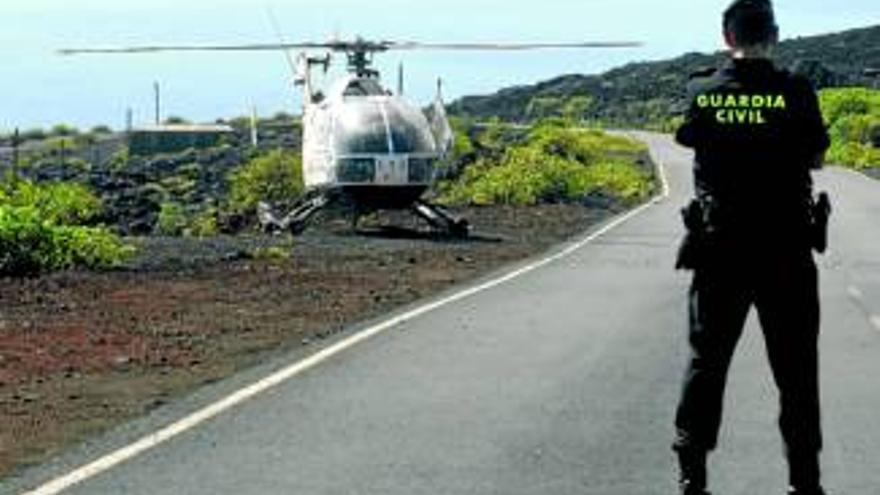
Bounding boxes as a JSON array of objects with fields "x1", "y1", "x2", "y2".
[{"x1": 674, "y1": 249, "x2": 822, "y2": 457}]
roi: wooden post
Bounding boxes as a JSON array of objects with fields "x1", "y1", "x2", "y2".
[{"x1": 11, "y1": 127, "x2": 20, "y2": 182}]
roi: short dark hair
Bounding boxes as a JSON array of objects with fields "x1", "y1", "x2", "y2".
[{"x1": 723, "y1": 0, "x2": 778, "y2": 47}]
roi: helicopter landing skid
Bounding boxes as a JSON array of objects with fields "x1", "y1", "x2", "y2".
[
  {"x1": 412, "y1": 200, "x2": 470, "y2": 238},
  {"x1": 258, "y1": 192, "x2": 330, "y2": 235}
]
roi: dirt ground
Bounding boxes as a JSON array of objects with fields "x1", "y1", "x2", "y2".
[{"x1": 0, "y1": 203, "x2": 618, "y2": 478}]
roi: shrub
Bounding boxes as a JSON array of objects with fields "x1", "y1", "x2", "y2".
[
  {"x1": 0, "y1": 179, "x2": 102, "y2": 225},
  {"x1": 228, "y1": 148, "x2": 304, "y2": 213},
  {"x1": 50, "y1": 124, "x2": 79, "y2": 137},
  {"x1": 160, "y1": 175, "x2": 197, "y2": 200},
  {"x1": 448, "y1": 117, "x2": 475, "y2": 157},
  {"x1": 156, "y1": 202, "x2": 187, "y2": 236},
  {"x1": 820, "y1": 88, "x2": 880, "y2": 168},
  {"x1": 155, "y1": 202, "x2": 218, "y2": 238},
  {"x1": 188, "y1": 207, "x2": 218, "y2": 237},
  {"x1": 107, "y1": 148, "x2": 130, "y2": 172},
  {"x1": 438, "y1": 123, "x2": 653, "y2": 206},
  {"x1": 562, "y1": 96, "x2": 594, "y2": 122},
  {"x1": 0, "y1": 199, "x2": 133, "y2": 277}
]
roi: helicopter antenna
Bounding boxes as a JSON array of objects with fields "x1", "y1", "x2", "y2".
[{"x1": 265, "y1": 5, "x2": 298, "y2": 80}]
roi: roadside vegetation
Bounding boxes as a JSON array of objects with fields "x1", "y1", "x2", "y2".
[
  {"x1": 0, "y1": 176, "x2": 133, "y2": 276},
  {"x1": 438, "y1": 118, "x2": 654, "y2": 206},
  {"x1": 227, "y1": 148, "x2": 304, "y2": 214},
  {"x1": 819, "y1": 87, "x2": 880, "y2": 169}
]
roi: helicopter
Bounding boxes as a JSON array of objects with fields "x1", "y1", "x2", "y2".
[{"x1": 60, "y1": 37, "x2": 642, "y2": 237}]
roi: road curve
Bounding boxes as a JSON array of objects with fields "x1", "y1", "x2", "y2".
[{"x1": 6, "y1": 133, "x2": 880, "y2": 494}]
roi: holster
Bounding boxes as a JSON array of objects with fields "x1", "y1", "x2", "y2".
[
  {"x1": 675, "y1": 199, "x2": 708, "y2": 271},
  {"x1": 810, "y1": 192, "x2": 831, "y2": 254}
]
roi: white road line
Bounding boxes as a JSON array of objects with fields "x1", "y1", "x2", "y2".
[
  {"x1": 21, "y1": 147, "x2": 671, "y2": 495},
  {"x1": 844, "y1": 285, "x2": 880, "y2": 333},
  {"x1": 848, "y1": 286, "x2": 864, "y2": 300}
]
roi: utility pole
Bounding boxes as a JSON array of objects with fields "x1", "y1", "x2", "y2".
[
  {"x1": 11, "y1": 127, "x2": 20, "y2": 182},
  {"x1": 250, "y1": 105, "x2": 259, "y2": 147},
  {"x1": 154, "y1": 81, "x2": 161, "y2": 125}
]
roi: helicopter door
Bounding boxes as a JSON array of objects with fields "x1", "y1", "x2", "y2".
[{"x1": 375, "y1": 156, "x2": 407, "y2": 185}]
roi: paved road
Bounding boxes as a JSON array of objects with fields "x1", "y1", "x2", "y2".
[{"x1": 9, "y1": 133, "x2": 880, "y2": 494}]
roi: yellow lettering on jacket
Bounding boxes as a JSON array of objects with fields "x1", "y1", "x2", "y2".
[{"x1": 700, "y1": 92, "x2": 785, "y2": 125}]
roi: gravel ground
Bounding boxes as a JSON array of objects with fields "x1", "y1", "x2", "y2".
[{"x1": 0, "y1": 203, "x2": 620, "y2": 479}]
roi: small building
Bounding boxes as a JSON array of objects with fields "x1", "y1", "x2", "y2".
[{"x1": 128, "y1": 124, "x2": 234, "y2": 156}]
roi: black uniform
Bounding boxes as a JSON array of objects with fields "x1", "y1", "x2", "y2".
[{"x1": 673, "y1": 58, "x2": 830, "y2": 483}]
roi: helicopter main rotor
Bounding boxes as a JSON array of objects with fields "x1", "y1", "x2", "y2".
[{"x1": 59, "y1": 38, "x2": 643, "y2": 78}]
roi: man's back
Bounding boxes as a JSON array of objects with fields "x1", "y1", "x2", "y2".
[{"x1": 675, "y1": 58, "x2": 829, "y2": 248}]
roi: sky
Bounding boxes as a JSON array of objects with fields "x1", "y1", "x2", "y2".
[{"x1": 0, "y1": 0, "x2": 876, "y2": 132}]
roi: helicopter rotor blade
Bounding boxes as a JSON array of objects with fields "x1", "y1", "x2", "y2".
[
  {"x1": 58, "y1": 40, "x2": 642, "y2": 56},
  {"x1": 387, "y1": 41, "x2": 643, "y2": 50},
  {"x1": 58, "y1": 42, "x2": 345, "y2": 55}
]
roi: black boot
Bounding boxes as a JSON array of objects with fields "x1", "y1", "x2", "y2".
[
  {"x1": 678, "y1": 449, "x2": 710, "y2": 495},
  {"x1": 681, "y1": 480, "x2": 711, "y2": 495},
  {"x1": 788, "y1": 452, "x2": 824, "y2": 495},
  {"x1": 787, "y1": 487, "x2": 825, "y2": 495}
]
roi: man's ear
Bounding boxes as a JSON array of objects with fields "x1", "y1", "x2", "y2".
[
  {"x1": 769, "y1": 26, "x2": 780, "y2": 45},
  {"x1": 724, "y1": 30, "x2": 737, "y2": 49}
]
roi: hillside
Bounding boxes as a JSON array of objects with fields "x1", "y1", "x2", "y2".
[{"x1": 449, "y1": 25, "x2": 880, "y2": 126}]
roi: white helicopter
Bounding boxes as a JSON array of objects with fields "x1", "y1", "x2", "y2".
[{"x1": 60, "y1": 37, "x2": 641, "y2": 237}]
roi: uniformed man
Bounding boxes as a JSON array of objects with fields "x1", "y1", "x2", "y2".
[{"x1": 673, "y1": 1, "x2": 831, "y2": 494}]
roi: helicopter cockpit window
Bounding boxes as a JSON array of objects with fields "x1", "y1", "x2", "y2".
[
  {"x1": 332, "y1": 100, "x2": 391, "y2": 154},
  {"x1": 384, "y1": 101, "x2": 436, "y2": 153}
]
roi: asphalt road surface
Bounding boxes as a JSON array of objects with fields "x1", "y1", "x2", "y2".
[{"x1": 8, "y1": 133, "x2": 880, "y2": 494}]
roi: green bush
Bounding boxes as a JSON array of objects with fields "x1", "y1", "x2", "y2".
[
  {"x1": 448, "y1": 117, "x2": 475, "y2": 157},
  {"x1": 820, "y1": 88, "x2": 880, "y2": 168},
  {"x1": 228, "y1": 148, "x2": 304, "y2": 213},
  {"x1": 156, "y1": 202, "x2": 218, "y2": 238},
  {"x1": 156, "y1": 202, "x2": 187, "y2": 236},
  {"x1": 562, "y1": 96, "x2": 594, "y2": 122},
  {"x1": 0, "y1": 207, "x2": 132, "y2": 276},
  {"x1": 188, "y1": 207, "x2": 218, "y2": 237},
  {"x1": 438, "y1": 122, "x2": 653, "y2": 206},
  {"x1": 0, "y1": 179, "x2": 102, "y2": 225},
  {"x1": 107, "y1": 148, "x2": 130, "y2": 172},
  {"x1": 50, "y1": 124, "x2": 79, "y2": 137},
  {"x1": 160, "y1": 175, "x2": 197, "y2": 199}
]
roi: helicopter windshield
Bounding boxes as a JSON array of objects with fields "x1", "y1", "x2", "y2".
[
  {"x1": 332, "y1": 98, "x2": 437, "y2": 156},
  {"x1": 385, "y1": 101, "x2": 437, "y2": 154}
]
